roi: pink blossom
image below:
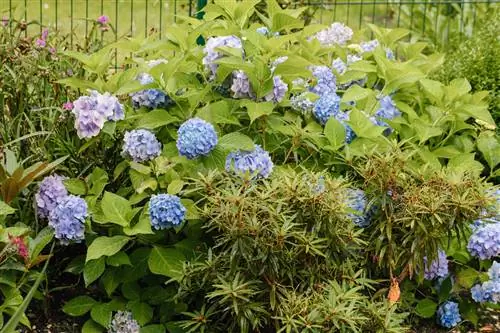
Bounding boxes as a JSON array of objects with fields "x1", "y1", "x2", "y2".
[
  {"x1": 41, "y1": 28, "x2": 49, "y2": 40},
  {"x1": 63, "y1": 102, "x2": 73, "y2": 110},
  {"x1": 97, "y1": 15, "x2": 109, "y2": 25},
  {"x1": 9, "y1": 234, "x2": 29, "y2": 259},
  {"x1": 49, "y1": 47, "x2": 56, "y2": 54},
  {"x1": 35, "y1": 38, "x2": 46, "y2": 48}
]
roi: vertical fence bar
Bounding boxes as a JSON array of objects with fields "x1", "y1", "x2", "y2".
[
  {"x1": 396, "y1": 0, "x2": 402, "y2": 28},
  {"x1": 115, "y1": 0, "x2": 118, "y2": 70},
  {"x1": 39, "y1": 0, "x2": 42, "y2": 33},
  {"x1": 358, "y1": 1, "x2": 363, "y2": 30},
  {"x1": 459, "y1": 0, "x2": 465, "y2": 39},
  {"x1": 174, "y1": 0, "x2": 177, "y2": 23},
  {"x1": 24, "y1": 0, "x2": 27, "y2": 37},
  {"x1": 145, "y1": 0, "x2": 148, "y2": 38},
  {"x1": 385, "y1": 0, "x2": 390, "y2": 28},
  {"x1": 160, "y1": 0, "x2": 163, "y2": 38},
  {"x1": 70, "y1": 0, "x2": 73, "y2": 48},
  {"x1": 55, "y1": 0, "x2": 58, "y2": 31},
  {"x1": 332, "y1": 0, "x2": 337, "y2": 23},
  {"x1": 434, "y1": 0, "x2": 441, "y2": 42},
  {"x1": 86, "y1": 0, "x2": 89, "y2": 38},
  {"x1": 422, "y1": 0, "x2": 428, "y2": 37},
  {"x1": 130, "y1": 0, "x2": 134, "y2": 37},
  {"x1": 346, "y1": 0, "x2": 350, "y2": 26}
]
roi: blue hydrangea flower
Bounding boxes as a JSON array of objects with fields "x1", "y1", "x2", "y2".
[
  {"x1": 334, "y1": 111, "x2": 356, "y2": 143},
  {"x1": 109, "y1": 311, "x2": 140, "y2": 333},
  {"x1": 225, "y1": 145, "x2": 273, "y2": 179},
  {"x1": 176, "y1": 118, "x2": 218, "y2": 159},
  {"x1": 331, "y1": 58, "x2": 347, "y2": 75},
  {"x1": 290, "y1": 93, "x2": 314, "y2": 114},
  {"x1": 471, "y1": 284, "x2": 485, "y2": 302},
  {"x1": 230, "y1": 70, "x2": 255, "y2": 99},
  {"x1": 371, "y1": 95, "x2": 401, "y2": 134},
  {"x1": 471, "y1": 281, "x2": 500, "y2": 304},
  {"x1": 264, "y1": 76, "x2": 288, "y2": 103},
  {"x1": 467, "y1": 222, "x2": 500, "y2": 259},
  {"x1": 345, "y1": 188, "x2": 372, "y2": 227},
  {"x1": 312, "y1": 93, "x2": 340, "y2": 125},
  {"x1": 130, "y1": 73, "x2": 171, "y2": 109},
  {"x1": 310, "y1": 66, "x2": 336, "y2": 96},
  {"x1": 488, "y1": 261, "x2": 500, "y2": 281},
  {"x1": 423, "y1": 249, "x2": 449, "y2": 280},
  {"x1": 48, "y1": 195, "x2": 87, "y2": 245},
  {"x1": 437, "y1": 301, "x2": 461, "y2": 328},
  {"x1": 311, "y1": 22, "x2": 353, "y2": 46},
  {"x1": 360, "y1": 39, "x2": 379, "y2": 52},
  {"x1": 203, "y1": 35, "x2": 243, "y2": 78},
  {"x1": 122, "y1": 129, "x2": 162, "y2": 163},
  {"x1": 36, "y1": 175, "x2": 68, "y2": 219},
  {"x1": 149, "y1": 194, "x2": 186, "y2": 230}
]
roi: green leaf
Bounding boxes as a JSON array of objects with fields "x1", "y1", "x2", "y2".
[
  {"x1": 148, "y1": 247, "x2": 186, "y2": 281},
  {"x1": 64, "y1": 179, "x2": 87, "y2": 195},
  {"x1": 201, "y1": 146, "x2": 226, "y2": 170},
  {"x1": 419, "y1": 79, "x2": 443, "y2": 104},
  {"x1": 438, "y1": 277, "x2": 453, "y2": 303},
  {"x1": 86, "y1": 236, "x2": 129, "y2": 262},
  {"x1": 82, "y1": 319, "x2": 104, "y2": 333},
  {"x1": 101, "y1": 192, "x2": 132, "y2": 227},
  {"x1": 218, "y1": 132, "x2": 255, "y2": 151},
  {"x1": 137, "y1": 110, "x2": 177, "y2": 129},
  {"x1": 87, "y1": 167, "x2": 108, "y2": 196},
  {"x1": 122, "y1": 281, "x2": 141, "y2": 300},
  {"x1": 63, "y1": 296, "x2": 97, "y2": 316},
  {"x1": 241, "y1": 101, "x2": 274, "y2": 123},
  {"x1": 106, "y1": 252, "x2": 132, "y2": 267},
  {"x1": 84, "y1": 257, "x2": 106, "y2": 286},
  {"x1": 0, "y1": 200, "x2": 16, "y2": 216},
  {"x1": 196, "y1": 100, "x2": 240, "y2": 125},
  {"x1": 456, "y1": 268, "x2": 480, "y2": 289},
  {"x1": 123, "y1": 211, "x2": 154, "y2": 236},
  {"x1": 101, "y1": 270, "x2": 121, "y2": 297},
  {"x1": 460, "y1": 300, "x2": 479, "y2": 326},
  {"x1": 477, "y1": 133, "x2": 500, "y2": 170},
  {"x1": 324, "y1": 117, "x2": 346, "y2": 148},
  {"x1": 181, "y1": 199, "x2": 200, "y2": 220},
  {"x1": 91, "y1": 303, "x2": 112, "y2": 328},
  {"x1": 167, "y1": 180, "x2": 185, "y2": 195},
  {"x1": 415, "y1": 298, "x2": 437, "y2": 318},
  {"x1": 347, "y1": 109, "x2": 385, "y2": 138},
  {"x1": 28, "y1": 227, "x2": 54, "y2": 262},
  {"x1": 341, "y1": 85, "x2": 373, "y2": 103},
  {"x1": 128, "y1": 301, "x2": 154, "y2": 325},
  {"x1": 140, "y1": 325, "x2": 166, "y2": 333}
]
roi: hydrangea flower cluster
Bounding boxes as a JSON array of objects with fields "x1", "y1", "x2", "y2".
[
  {"x1": 122, "y1": 129, "x2": 162, "y2": 163},
  {"x1": 467, "y1": 222, "x2": 500, "y2": 259},
  {"x1": 130, "y1": 59, "x2": 172, "y2": 109},
  {"x1": 360, "y1": 39, "x2": 380, "y2": 52},
  {"x1": 202, "y1": 35, "x2": 242, "y2": 78},
  {"x1": 471, "y1": 261, "x2": 500, "y2": 304},
  {"x1": 437, "y1": 301, "x2": 461, "y2": 328},
  {"x1": 423, "y1": 249, "x2": 449, "y2": 280},
  {"x1": 36, "y1": 175, "x2": 68, "y2": 218},
  {"x1": 312, "y1": 93, "x2": 341, "y2": 125},
  {"x1": 309, "y1": 66, "x2": 336, "y2": 96},
  {"x1": 371, "y1": 95, "x2": 401, "y2": 134},
  {"x1": 149, "y1": 194, "x2": 186, "y2": 230},
  {"x1": 48, "y1": 195, "x2": 88, "y2": 245},
  {"x1": 231, "y1": 70, "x2": 255, "y2": 99},
  {"x1": 331, "y1": 58, "x2": 347, "y2": 75},
  {"x1": 176, "y1": 118, "x2": 218, "y2": 159},
  {"x1": 225, "y1": 145, "x2": 273, "y2": 179},
  {"x1": 109, "y1": 311, "x2": 140, "y2": 333},
  {"x1": 72, "y1": 90, "x2": 124, "y2": 138},
  {"x1": 265, "y1": 76, "x2": 288, "y2": 103},
  {"x1": 312, "y1": 22, "x2": 353, "y2": 46},
  {"x1": 290, "y1": 93, "x2": 315, "y2": 114},
  {"x1": 345, "y1": 188, "x2": 372, "y2": 227}
]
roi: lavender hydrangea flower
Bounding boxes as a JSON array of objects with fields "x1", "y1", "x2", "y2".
[
  {"x1": 36, "y1": 175, "x2": 68, "y2": 219},
  {"x1": 423, "y1": 249, "x2": 449, "y2": 280},
  {"x1": 264, "y1": 76, "x2": 288, "y2": 103},
  {"x1": 291, "y1": 93, "x2": 314, "y2": 114},
  {"x1": 467, "y1": 222, "x2": 500, "y2": 259},
  {"x1": 97, "y1": 92, "x2": 124, "y2": 121},
  {"x1": 310, "y1": 66, "x2": 336, "y2": 96},
  {"x1": 202, "y1": 35, "x2": 243, "y2": 78},
  {"x1": 149, "y1": 194, "x2": 186, "y2": 230},
  {"x1": 225, "y1": 145, "x2": 273, "y2": 179},
  {"x1": 437, "y1": 301, "x2": 461, "y2": 328},
  {"x1": 176, "y1": 118, "x2": 218, "y2": 159},
  {"x1": 331, "y1": 58, "x2": 347, "y2": 75},
  {"x1": 312, "y1": 22, "x2": 353, "y2": 46},
  {"x1": 312, "y1": 93, "x2": 340, "y2": 125},
  {"x1": 109, "y1": 311, "x2": 140, "y2": 333},
  {"x1": 48, "y1": 195, "x2": 87, "y2": 245},
  {"x1": 231, "y1": 70, "x2": 255, "y2": 99},
  {"x1": 122, "y1": 129, "x2": 162, "y2": 163},
  {"x1": 345, "y1": 188, "x2": 372, "y2": 227},
  {"x1": 360, "y1": 39, "x2": 379, "y2": 53}
]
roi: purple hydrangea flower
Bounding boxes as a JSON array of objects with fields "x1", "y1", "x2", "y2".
[
  {"x1": 48, "y1": 195, "x2": 87, "y2": 245},
  {"x1": 97, "y1": 15, "x2": 109, "y2": 25},
  {"x1": 310, "y1": 66, "x2": 336, "y2": 96},
  {"x1": 230, "y1": 70, "x2": 255, "y2": 99},
  {"x1": 312, "y1": 93, "x2": 340, "y2": 125},
  {"x1": 423, "y1": 249, "x2": 449, "y2": 280},
  {"x1": 225, "y1": 145, "x2": 273, "y2": 179},
  {"x1": 176, "y1": 118, "x2": 218, "y2": 159},
  {"x1": 97, "y1": 92, "x2": 124, "y2": 121},
  {"x1": 122, "y1": 129, "x2": 162, "y2": 163},
  {"x1": 345, "y1": 188, "x2": 373, "y2": 227},
  {"x1": 41, "y1": 28, "x2": 49, "y2": 40},
  {"x1": 291, "y1": 93, "x2": 314, "y2": 114},
  {"x1": 264, "y1": 76, "x2": 287, "y2": 103},
  {"x1": 149, "y1": 194, "x2": 186, "y2": 230},
  {"x1": 311, "y1": 22, "x2": 353, "y2": 46},
  {"x1": 202, "y1": 35, "x2": 243, "y2": 78},
  {"x1": 109, "y1": 311, "x2": 140, "y2": 333},
  {"x1": 331, "y1": 58, "x2": 347, "y2": 75},
  {"x1": 36, "y1": 175, "x2": 68, "y2": 219},
  {"x1": 437, "y1": 301, "x2": 461, "y2": 328},
  {"x1": 467, "y1": 222, "x2": 500, "y2": 259},
  {"x1": 360, "y1": 39, "x2": 379, "y2": 53}
]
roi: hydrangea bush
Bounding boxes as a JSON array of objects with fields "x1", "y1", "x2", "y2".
[{"x1": 25, "y1": 0, "x2": 498, "y2": 331}]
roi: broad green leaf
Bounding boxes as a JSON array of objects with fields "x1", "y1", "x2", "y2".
[
  {"x1": 101, "y1": 192, "x2": 132, "y2": 227},
  {"x1": 438, "y1": 277, "x2": 453, "y2": 303},
  {"x1": 28, "y1": 227, "x2": 54, "y2": 262},
  {"x1": 91, "y1": 303, "x2": 112, "y2": 328},
  {"x1": 148, "y1": 247, "x2": 186, "y2": 280},
  {"x1": 420, "y1": 79, "x2": 443, "y2": 104},
  {"x1": 197, "y1": 100, "x2": 240, "y2": 125},
  {"x1": 86, "y1": 236, "x2": 129, "y2": 262},
  {"x1": 140, "y1": 325, "x2": 166, "y2": 333},
  {"x1": 347, "y1": 109, "x2": 385, "y2": 138},
  {"x1": 460, "y1": 300, "x2": 479, "y2": 326},
  {"x1": 82, "y1": 319, "x2": 104, "y2": 333},
  {"x1": 137, "y1": 110, "x2": 177, "y2": 129},
  {"x1": 83, "y1": 257, "x2": 106, "y2": 286},
  {"x1": 477, "y1": 133, "x2": 500, "y2": 170},
  {"x1": 167, "y1": 180, "x2": 185, "y2": 195},
  {"x1": 241, "y1": 101, "x2": 274, "y2": 123},
  {"x1": 122, "y1": 281, "x2": 141, "y2": 300},
  {"x1": 127, "y1": 300, "x2": 153, "y2": 325},
  {"x1": 324, "y1": 117, "x2": 346, "y2": 148},
  {"x1": 64, "y1": 179, "x2": 87, "y2": 195},
  {"x1": 341, "y1": 85, "x2": 372, "y2": 103},
  {"x1": 87, "y1": 167, "x2": 108, "y2": 196},
  {"x1": 0, "y1": 200, "x2": 16, "y2": 216},
  {"x1": 106, "y1": 252, "x2": 132, "y2": 267},
  {"x1": 101, "y1": 270, "x2": 121, "y2": 296},
  {"x1": 123, "y1": 211, "x2": 154, "y2": 236},
  {"x1": 415, "y1": 298, "x2": 437, "y2": 318},
  {"x1": 218, "y1": 132, "x2": 255, "y2": 151},
  {"x1": 63, "y1": 296, "x2": 96, "y2": 316},
  {"x1": 456, "y1": 268, "x2": 480, "y2": 289},
  {"x1": 181, "y1": 199, "x2": 200, "y2": 220}
]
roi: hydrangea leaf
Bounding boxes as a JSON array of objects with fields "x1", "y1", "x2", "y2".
[
  {"x1": 123, "y1": 210, "x2": 154, "y2": 236},
  {"x1": 456, "y1": 268, "x2": 480, "y2": 289},
  {"x1": 100, "y1": 192, "x2": 132, "y2": 227},
  {"x1": 101, "y1": 270, "x2": 121, "y2": 297},
  {"x1": 136, "y1": 110, "x2": 177, "y2": 130},
  {"x1": 81, "y1": 319, "x2": 103, "y2": 333},
  {"x1": 241, "y1": 101, "x2": 274, "y2": 123},
  {"x1": 324, "y1": 117, "x2": 346, "y2": 148},
  {"x1": 347, "y1": 109, "x2": 385, "y2": 139},
  {"x1": 218, "y1": 132, "x2": 255, "y2": 151},
  {"x1": 83, "y1": 257, "x2": 105, "y2": 286},
  {"x1": 148, "y1": 247, "x2": 186, "y2": 281},
  {"x1": 477, "y1": 133, "x2": 500, "y2": 170},
  {"x1": 127, "y1": 300, "x2": 154, "y2": 325},
  {"x1": 63, "y1": 296, "x2": 97, "y2": 316},
  {"x1": 63, "y1": 179, "x2": 87, "y2": 195},
  {"x1": 341, "y1": 85, "x2": 372, "y2": 103},
  {"x1": 415, "y1": 298, "x2": 437, "y2": 318},
  {"x1": 167, "y1": 180, "x2": 185, "y2": 195},
  {"x1": 0, "y1": 200, "x2": 16, "y2": 217},
  {"x1": 86, "y1": 236, "x2": 130, "y2": 262}
]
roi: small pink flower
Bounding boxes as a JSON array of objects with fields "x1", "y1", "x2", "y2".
[
  {"x1": 63, "y1": 102, "x2": 73, "y2": 110},
  {"x1": 35, "y1": 38, "x2": 46, "y2": 48},
  {"x1": 41, "y1": 28, "x2": 49, "y2": 40},
  {"x1": 1, "y1": 16, "x2": 8, "y2": 27},
  {"x1": 97, "y1": 15, "x2": 109, "y2": 25},
  {"x1": 49, "y1": 47, "x2": 56, "y2": 54},
  {"x1": 9, "y1": 234, "x2": 29, "y2": 259}
]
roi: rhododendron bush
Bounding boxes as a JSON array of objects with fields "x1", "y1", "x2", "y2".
[{"x1": 2, "y1": 0, "x2": 499, "y2": 332}]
